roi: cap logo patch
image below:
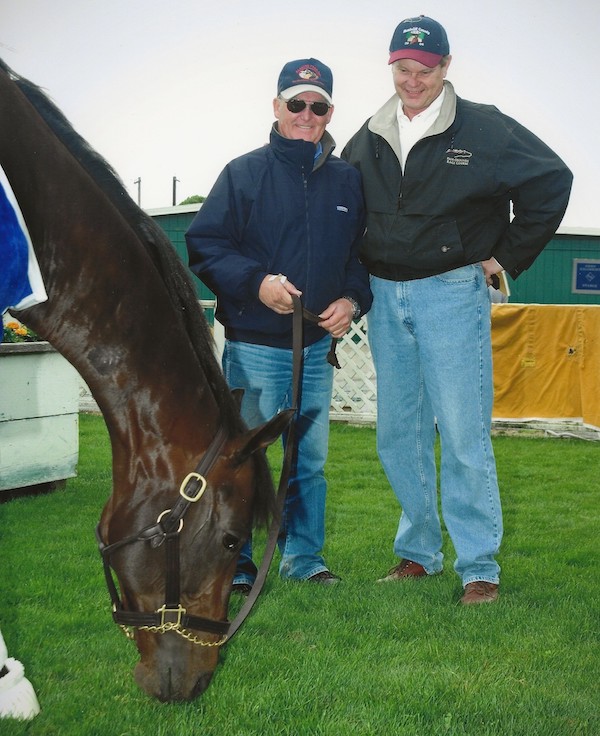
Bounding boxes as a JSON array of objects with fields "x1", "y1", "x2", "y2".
[
  {"x1": 403, "y1": 26, "x2": 430, "y2": 47},
  {"x1": 296, "y1": 64, "x2": 321, "y2": 82}
]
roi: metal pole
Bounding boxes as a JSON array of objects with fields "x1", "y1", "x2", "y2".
[
  {"x1": 134, "y1": 177, "x2": 141, "y2": 206},
  {"x1": 172, "y1": 176, "x2": 179, "y2": 206}
]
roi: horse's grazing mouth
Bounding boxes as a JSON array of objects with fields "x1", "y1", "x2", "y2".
[{"x1": 134, "y1": 661, "x2": 214, "y2": 703}]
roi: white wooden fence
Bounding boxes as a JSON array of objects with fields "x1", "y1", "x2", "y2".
[{"x1": 329, "y1": 316, "x2": 376, "y2": 423}]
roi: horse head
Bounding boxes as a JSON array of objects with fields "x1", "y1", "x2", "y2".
[{"x1": 98, "y1": 408, "x2": 293, "y2": 702}]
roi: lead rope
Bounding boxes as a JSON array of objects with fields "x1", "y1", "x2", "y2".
[{"x1": 225, "y1": 294, "x2": 304, "y2": 640}]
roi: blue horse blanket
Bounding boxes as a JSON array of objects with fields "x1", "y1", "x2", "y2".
[{"x1": 0, "y1": 163, "x2": 47, "y2": 318}]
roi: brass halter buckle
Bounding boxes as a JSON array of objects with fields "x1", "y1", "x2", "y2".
[
  {"x1": 179, "y1": 472, "x2": 208, "y2": 502},
  {"x1": 157, "y1": 604, "x2": 185, "y2": 629}
]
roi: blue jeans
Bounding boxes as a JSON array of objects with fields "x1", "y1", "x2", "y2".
[
  {"x1": 222, "y1": 335, "x2": 334, "y2": 583},
  {"x1": 368, "y1": 266, "x2": 502, "y2": 586}
]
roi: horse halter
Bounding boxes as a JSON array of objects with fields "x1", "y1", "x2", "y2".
[
  {"x1": 96, "y1": 425, "x2": 232, "y2": 647},
  {"x1": 95, "y1": 297, "x2": 328, "y2": 648}
]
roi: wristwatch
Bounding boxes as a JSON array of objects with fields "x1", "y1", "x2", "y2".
[{"x1": 342, "y1": 296, "x2": 361, "y2": 320}]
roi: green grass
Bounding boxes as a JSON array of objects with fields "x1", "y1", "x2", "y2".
[{"x1": 0, "y1": 415, "x2": 598, "y2": 735}]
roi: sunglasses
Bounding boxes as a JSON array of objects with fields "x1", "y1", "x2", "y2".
[{"x1": 283, "y1": 98, "x2": 331, "y2": 117}]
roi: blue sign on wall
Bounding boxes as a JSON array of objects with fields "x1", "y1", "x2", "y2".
[{"x1": 572, "y1": 259, "x2": 600, "y2": 294}]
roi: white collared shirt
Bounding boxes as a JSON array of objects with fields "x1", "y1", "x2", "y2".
[{"x1": 397, "y1": 88, "x2": 445, "y2": 171}]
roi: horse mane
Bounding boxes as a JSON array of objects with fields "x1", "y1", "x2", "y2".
[
  {"x1": 0, "y1": 58, "x2": 244, "y2": 439},
  {"x1": 1, "y1": 57, "x2": 275, "y2": 525}
]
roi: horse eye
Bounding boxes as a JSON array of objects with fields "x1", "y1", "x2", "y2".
[{"x1": 222, "y1": 533, "x2": 239, "y2": 550}]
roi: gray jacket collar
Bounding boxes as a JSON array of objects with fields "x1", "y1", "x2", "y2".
[{"x1": 367, "y1": 80, "x2": 457, "y2": 163}]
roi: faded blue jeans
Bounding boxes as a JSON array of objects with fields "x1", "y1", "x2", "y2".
[
  {"x1": 223, "y1": 335, "x2": 334, "y2": 583},
  {"x1": 368, "y1": 265, "x2": 502, "y2": 586}
]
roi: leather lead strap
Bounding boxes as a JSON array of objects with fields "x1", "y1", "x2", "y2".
[
  {"x1": 226, "y1": 295, "x2": 304, "y2": 640},
  {"x1": 302, "y1": 306, "x2": 340, "y2": 369}
]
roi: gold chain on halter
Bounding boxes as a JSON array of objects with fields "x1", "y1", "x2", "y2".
[
  {"x1": 118, "y1": 622, "x2": 228, "y2": 647},
  {"x1": 116, "y1": 603, "x2": 229, "y2": 647}
]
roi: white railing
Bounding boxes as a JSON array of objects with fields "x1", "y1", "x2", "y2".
[{"x1": 330, "y1": 316, "x2": 376, "y2": 423}]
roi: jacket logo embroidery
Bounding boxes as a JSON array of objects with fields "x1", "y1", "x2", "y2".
[
  {"x1": 446, "y1": 149, "x2": 472, "y2": 166},
  {"x1": 337, "y1": 205, "x2": 349, "y2": 213}
]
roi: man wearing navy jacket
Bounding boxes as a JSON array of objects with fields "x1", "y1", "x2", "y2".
[{"x1": 187, "y1": 58, "x2": 371, "y2": 593}]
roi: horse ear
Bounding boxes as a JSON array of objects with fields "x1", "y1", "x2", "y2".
[
  {"x1": 231, "y1": 388, "x2": 245, "y2": 410},
  {"x1": 233, "y1": 408, "x2": 295, "y2": 463}
]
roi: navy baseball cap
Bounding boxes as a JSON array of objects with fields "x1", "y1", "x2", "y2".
[
  {"x1": 277, "y1": 58, "x2": 333, "y2": 105},
  {"x1": 389, "y1": 16, "x2": 450, "y2": 67}
]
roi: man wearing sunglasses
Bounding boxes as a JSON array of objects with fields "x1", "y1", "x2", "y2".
[{"x1": 186, "y1": 58, "x2": 371, "y2": 593}]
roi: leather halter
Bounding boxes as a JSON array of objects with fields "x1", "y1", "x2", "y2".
[
  {"x1": 96, "y1": 423, "x2": 231, "y2": 642},
  {"x1": 95, "y1": 295, "x2": 323, "y2": 646}
]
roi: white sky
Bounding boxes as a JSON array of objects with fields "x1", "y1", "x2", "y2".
[{"x1": 2, "y1": 0, "x2": 597, "y2": 228}]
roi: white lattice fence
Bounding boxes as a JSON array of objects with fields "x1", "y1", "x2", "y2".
[{"x1": 330, "y1": 316, "x2": 376, "y2": 424}]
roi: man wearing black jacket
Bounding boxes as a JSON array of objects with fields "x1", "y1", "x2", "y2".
[{"x1": 342, "y1": 16, "x2": 572, "y2": 604}]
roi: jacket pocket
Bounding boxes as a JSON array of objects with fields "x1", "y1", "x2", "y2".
[{"x1": 400, "y1": 218, "x2": 465, "y2": 270}]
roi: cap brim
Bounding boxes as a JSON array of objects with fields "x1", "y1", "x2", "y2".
[
  {"x1": 279, "y1": 84, "x2": 333, "y2": 105},
  {"x1": 388, "y1": 49, "x2": 443, "y2": 67}
]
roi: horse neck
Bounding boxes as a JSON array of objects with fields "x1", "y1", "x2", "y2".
[{"x1": 0, "y1": 65, "x2": 226, "y2": 477}]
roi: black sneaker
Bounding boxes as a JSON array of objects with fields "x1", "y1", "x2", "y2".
[
  {"x1": 231, "y1": 582, "x2": 252, "y2": 596},
  {"x1": 307, "y1": 571, "x2": 341, "y2": 585}
]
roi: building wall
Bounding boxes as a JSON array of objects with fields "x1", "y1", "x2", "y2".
[
  {"x1": 149, "y1": 204, "x2": 215, "y2": 321},
  {"x1": 506, "y1": 230, "x2": 600, "y2": 305}
]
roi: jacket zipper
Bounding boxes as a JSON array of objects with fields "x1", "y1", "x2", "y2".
[{"x1": 303, "y1": 166, "x2": 311, "y2": 303}]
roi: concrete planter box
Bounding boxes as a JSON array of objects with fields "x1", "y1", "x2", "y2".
[{"x1": 0, "y1": 342, "x2": 79, "y2": 495}]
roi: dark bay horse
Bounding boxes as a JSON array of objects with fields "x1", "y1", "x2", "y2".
[{"x1": 0, "y1": 58, "x2": 291, "y2": 702}]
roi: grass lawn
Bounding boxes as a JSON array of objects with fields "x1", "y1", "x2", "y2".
[{"x1": 0, "y1": 414, "x2": 598, "y2": 735}]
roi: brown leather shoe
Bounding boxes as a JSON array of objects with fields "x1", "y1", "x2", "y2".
[
  {"x1": 460, "y1": 581, "x2": 499, "y2": 605},
  {"x1": 377, "y1": 559, "x2": 428, "y2": 582}
]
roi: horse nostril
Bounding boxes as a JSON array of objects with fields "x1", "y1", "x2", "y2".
[
  {"x1": 222, "y1": 533, "x2": 239, "y2": 549},
  {"x1": 192, "y1": 671, "x2": 214, "y2": 698}
]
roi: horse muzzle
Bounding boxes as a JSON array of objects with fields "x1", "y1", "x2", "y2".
[{"x1": 133, "y1": 637, "x2": 219, "y2": 702}]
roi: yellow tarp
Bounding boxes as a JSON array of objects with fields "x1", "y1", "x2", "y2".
[{"x1": 491, "y1": 304, "x2": 600, "y2": 430}]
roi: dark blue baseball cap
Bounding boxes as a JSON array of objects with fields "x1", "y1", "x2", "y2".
[
  {"x1": 389, "y1": 16, "x2": 450, "y2": 67},
  {"x1": 277, "y1": 58, "x2": 333, "y2": 105}
]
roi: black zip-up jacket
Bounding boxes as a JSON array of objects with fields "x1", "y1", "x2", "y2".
[
  {"x1": 186, "y1": 124, "x2": 372, "y2": 348},
  {"x1": 341, "y1": 82, "x2": 573, "y2": 281}
]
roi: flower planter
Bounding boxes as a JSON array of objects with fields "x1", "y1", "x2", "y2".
[{"x1": 0, "y1": 342, "x2": 79, "y2": 496}]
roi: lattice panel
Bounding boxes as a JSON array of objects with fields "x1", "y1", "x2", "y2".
[{"x1": 330, "y1": 316, "x2": 376, "y2": 423}]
